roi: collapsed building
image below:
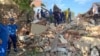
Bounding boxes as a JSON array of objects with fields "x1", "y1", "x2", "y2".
[
  {"x1": 76, "y1": 2, "x2": 100, "y2": 27},
  {"x1": 83, "y1": 2, "x2": 100, "y2": 18}
]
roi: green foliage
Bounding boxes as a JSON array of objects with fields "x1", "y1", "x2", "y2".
[
  {"x1": 12, "y1": 0, "x2": 45, "y2": 18},
  {"x1": 13, "y1": 0, "x2": 45, "y2": 11},
  {"x1": 13, "y1": 0, "x2": 33, "y2": 11}
]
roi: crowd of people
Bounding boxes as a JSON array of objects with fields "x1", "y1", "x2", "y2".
[{"x1": 34, "y1": 6, "x2": 72, "y2": 26}]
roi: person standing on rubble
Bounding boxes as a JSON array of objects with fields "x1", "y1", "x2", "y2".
[
  {"x1": 45, "y1": 10, "x2": 50, "y2": 22},
  {"x1": 59, "y1": 9, "x2": 65, "y2": 23},
  {"x1": 49, "y1": 9, "x2": 54, "y2": 23},
  {"x1": 53, "y1": 5, "x2": 61, "y2": 26},
  {"x1": 7, "y1": 18, "x2": 18, "y2": 54},
  {"x1": 53, "y1": 10, "x2": 60, "y2": 26},
  {"x1": 67, "y1": 8, "x2": 71, "y2": 23},
  {"x1": 92, "y1": 3, "x2": 99, "y2": 25},
  {"x1": 58, "y1": 9, "x2": 62, "y2": 24},
  {"x1": 41, "y1": 9, "x2": 45, "y2": 18},
  {"x1": 37, "y1": 9, "x2": 41, "y2": 20},
  {"x1": 0, "y1": 14, "x2": 9, "y2": 56}
]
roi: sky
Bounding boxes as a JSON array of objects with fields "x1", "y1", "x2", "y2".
[{"x1": 42, "y1": 0, "x2": 100, "y2": 16}]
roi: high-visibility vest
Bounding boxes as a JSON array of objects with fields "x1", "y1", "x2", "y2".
[{"x1": 65, "y1": 10, "x2": 69, "y2": 19}]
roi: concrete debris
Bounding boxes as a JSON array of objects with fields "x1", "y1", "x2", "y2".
[{"x1": 17, "y1": 17, "x2": 100, "y2": 56}]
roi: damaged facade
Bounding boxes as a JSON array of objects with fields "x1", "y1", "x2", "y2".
[{"x1": 83, "y1": 2, "x2": 100, "y2": 18}]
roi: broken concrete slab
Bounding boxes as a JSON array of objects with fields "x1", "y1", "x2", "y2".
[{"x1": 31, "y1": 23, "x2": 48, "y2": 34}]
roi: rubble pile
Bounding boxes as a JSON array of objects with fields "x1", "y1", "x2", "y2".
[
  {"x1": 86, "y1": 25, "x2": 100, "y2": 37},
  {"x1": 17, "y1": 18, "x2": 100, "y2": 56}
]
